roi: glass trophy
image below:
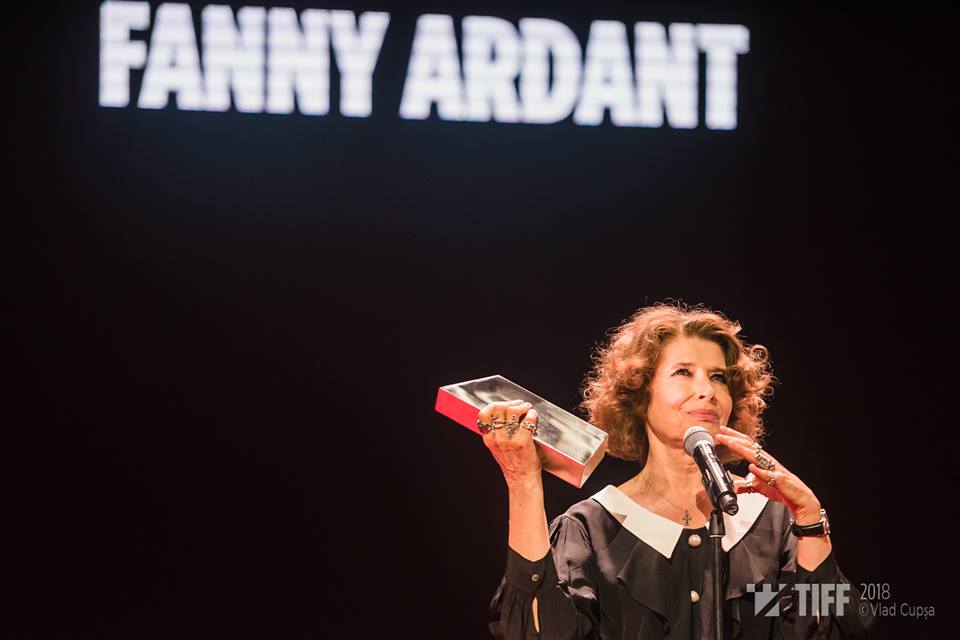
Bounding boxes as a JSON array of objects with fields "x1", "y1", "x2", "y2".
[{"x1": 435, "y1": 374, "x2": 608, "y2": 488}]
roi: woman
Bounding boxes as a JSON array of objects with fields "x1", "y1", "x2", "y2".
[{"x1": 481, "y1": 303, "x2": 874, "y2": 639}]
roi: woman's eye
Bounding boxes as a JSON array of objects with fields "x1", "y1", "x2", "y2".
[{"x1": 673, "y1": 368, "x2": 727, "y2": 383}]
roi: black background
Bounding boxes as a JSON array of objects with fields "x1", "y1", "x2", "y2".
[{"x1": 12, "y1": 2, "x2": 956, "y2": 637}]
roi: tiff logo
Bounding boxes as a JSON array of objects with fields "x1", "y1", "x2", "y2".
[{"x1": 747, "y1": 583, "x2": 851, "y2": 617}]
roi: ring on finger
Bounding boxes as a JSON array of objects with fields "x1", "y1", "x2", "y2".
[
  {"x1": 491, "y1": 418, "x2": 507, "y2": 429},
  {"x1": 754, "y1": 446, "x2": 776, "y2": 472},
  {"x1": 505, "y1": 422, "x2": 520, "y2": 439},
  {"x1": 520, "y1": 421, "x2": 538, "y2": 436},
  {"x1": 766, "y1": 472, "x2": 777, "y2": 486},
  {"x1": 477, "y1": 419, "x2": 493, "y2": 434}
]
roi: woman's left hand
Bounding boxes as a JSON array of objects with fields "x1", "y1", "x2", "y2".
[{"x1": 715, "y1": 425, "x2": 823, "y2": 525}]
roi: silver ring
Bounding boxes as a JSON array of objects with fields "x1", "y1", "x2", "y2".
[
  {"x1": 766, "y1": 473, "x2": 777, "y2": 486},
  {"x1": 755, "y1": 446, "x2": 776, "y2": 472},
  {"x1": 520, "y1": 421, "x2": 538, "y2": 436},
  {"x1": 477, "y1": 419, "x2": 493, "y2": 434}
]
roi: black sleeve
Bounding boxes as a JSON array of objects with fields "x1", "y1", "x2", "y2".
[
  {"x1": 488, "y1": 515, "x2": 600, "y2": 639},
  {"x1": 779, "y1": 531, "x2": 876, "y2": 638}
]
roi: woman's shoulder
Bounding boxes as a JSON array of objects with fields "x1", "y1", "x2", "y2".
[
  {"x1": 543, "y1": 494, "x2": 604, "y2": 537},
  {"x1": 564, "y1": 493, "x2": 609, "y2": 523},
  {"x1": 550, "y1": 488, "x2": 627, "y2": 541},
  {"x1": 543, "y1": 495, "x2": 614, "y2": 560}
]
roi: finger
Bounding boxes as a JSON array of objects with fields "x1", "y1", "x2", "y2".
[
  {"x1": 500, "y1": 400, "x2": 526, "y2": 414},
  {"x1": 747, "y1": 462, "x2": 803, "y2": 486},
  {"x1": 526, "y1": 410, "x2": 542, "y2": 449},
  {"x1": 484, "y1": 403, "x2": 529, "y2": 441},
  {"x1": 718, "y1": 425, "x2": 758, "y2": 440},
  {"x1": 748, "y1": 442, "x2": 782, "y2": 469},
  {"x1": 715, "y1": 433, "x2": 756, "y2": 461},
  {"x1": 718, "y1": 425, "x2": 749, "y2": 437},
  {"x1": 734, "y1": 474, "x2": 759, "y2": 495},
  {"x1": 479, "y1": 402, "x2": 507, "y2": 434},
  {"x1": 510, "y1": 408, "x2": 538, "y2": 443},
  {"x1": 480, "y1": 400, "x2": 515, "y2": 420},
  {"x1": 522, "y1": 409, "x2": 539, "y2": 434},
  {"x1": 481, "y1": 403, "x2": 512, "y2": 440},
  {"x1": 716, "y1": 429, "x2": 755, "y2": 448},
  {"x1": 747, "y1": 463, "x2": 782, "y2": 491},
  {"x1": 744, "y1": 464, "x2": 781, "y2": 499},
  {"x1": 717, "y1": 433, "x2": 783, "y2": 473},
  {"x1": 717, "y1": 428, "x2": 763, "y2": 455},
  {"x1": 504, "y1": 403, "x2": 533, "y2": 440},
  {"x1": 506, "y1": 402, "x2": 531, "y2": 421},
  {"x1": 478, "y1": 404, "x2": 494, "y2": 422},
  {"x1": 490, "y1": 403, "x2": 508, "y2": 423},
  {"x1": 477, "y1": 406, "x2": 493, "y2": 438},
  {"x1": 716, "y1": 427, "x2": 781, "y2": 465},
  {"x1": 484, "y1": 399, "x2": 522, "y2": 414}
]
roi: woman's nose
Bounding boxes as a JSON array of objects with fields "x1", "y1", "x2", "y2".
[{"x1": 694, "y1": 374, "x2": 714, "y2": 399}]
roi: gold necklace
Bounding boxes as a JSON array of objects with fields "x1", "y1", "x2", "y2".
[{"x1": 639, "y1": 472, "x2": 708, "y2": 527}]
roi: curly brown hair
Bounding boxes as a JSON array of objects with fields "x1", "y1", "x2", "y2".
[{"x1": 580, "y1": 302, "x2": 775, "y2": 466}]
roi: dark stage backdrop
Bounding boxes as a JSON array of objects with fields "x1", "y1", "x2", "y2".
[{"x1": 12, "y1": 2, "x2": 955, "y2": 638}]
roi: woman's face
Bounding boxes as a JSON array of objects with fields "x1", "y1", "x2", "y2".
[{"x1": 644, "y1": 335, "x2": 734, "y2": 447}]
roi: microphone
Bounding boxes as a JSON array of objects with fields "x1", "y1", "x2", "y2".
[{"x1": 683, "y1": 426, "x2": 738, "y2": 516}]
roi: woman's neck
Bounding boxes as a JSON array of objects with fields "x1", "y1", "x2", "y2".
[{"x1": 641, "y1": 427, "x2": 703, "y2": 496}]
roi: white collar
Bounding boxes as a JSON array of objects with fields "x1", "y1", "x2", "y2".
[{"x1": 591, "y1": 484, "x2": 769, "y2": 559}]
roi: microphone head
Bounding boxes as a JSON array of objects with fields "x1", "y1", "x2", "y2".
[
  {"x1": 719, "y1": 493, "x2": 739, "y2": 515},
  {"x1": 683, "y1": 426, "x2": 713, "y2": 456}
]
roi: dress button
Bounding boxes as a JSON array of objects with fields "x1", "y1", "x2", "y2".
[
  {"x1": 531, "y1": 574, "x2": 540, "y2": 583},
  {"x1": 691, "y1": 590, "x2": 700, "y2": 603},
  {"x1": 688, "y1": 534, "x2": 702, "y2": 547}
]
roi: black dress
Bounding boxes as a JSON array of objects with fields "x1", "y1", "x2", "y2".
[{"x1": 489, "y1": 485, "x2": 874, "y2": 639}]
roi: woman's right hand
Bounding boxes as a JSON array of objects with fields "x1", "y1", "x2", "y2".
[{"x1": 479, "y1": 400, "x2": 542, "y2": 487}]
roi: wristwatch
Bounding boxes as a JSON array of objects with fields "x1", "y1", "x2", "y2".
[{"x1": 790, "y1": 508, "x2": 830, "y2": 537}]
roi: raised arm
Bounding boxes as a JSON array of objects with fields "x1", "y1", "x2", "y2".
[{"x1": 481, "y1": 401, "x2": 598, "y2": 639}]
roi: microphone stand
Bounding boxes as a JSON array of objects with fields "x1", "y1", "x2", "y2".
[
  {"x1": 708, "y1": 505, "x2": 725, "y2": 640},
  {"x1": 699, "y1": 465, "x2": 733, "y2": 640},
  {"x1": 686, "y1": 428, "x2": 737, "y2": 639}
]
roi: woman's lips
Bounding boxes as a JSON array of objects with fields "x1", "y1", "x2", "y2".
[{"x1": 687, "y1": 411, "x2": 719, "y2": 421}]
